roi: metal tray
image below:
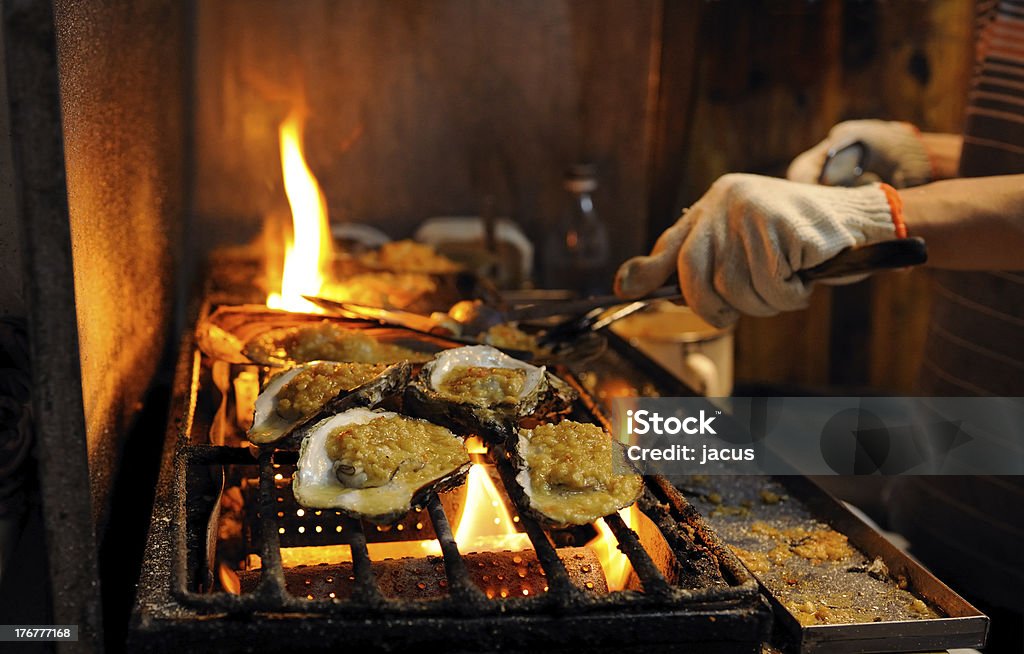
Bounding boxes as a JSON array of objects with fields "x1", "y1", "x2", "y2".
[{"x1": 685, "y1": 475, "x2": 989, "y2": 653}]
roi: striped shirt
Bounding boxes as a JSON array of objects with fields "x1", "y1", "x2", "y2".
[
  {"x1": 893, "y1": 1, "x2": 1024, "y2": 615},
  {"x1": 918, "y1": 0, "x2": 1024, "y2": 396}
]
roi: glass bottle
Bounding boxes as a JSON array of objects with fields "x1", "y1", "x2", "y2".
[{"x1": 544, "y1": 164, "x2": 610, "y2": 296}]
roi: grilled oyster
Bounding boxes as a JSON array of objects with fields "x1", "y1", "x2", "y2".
[
  {"x1": 292, "y1": 408, "x2": 470, "y2": 524},
  {"x1": 507, "y1": 420, "x2": 643, "y2": 527},
  {"x1": 243, "y1": 321, "x2": 434, "y2": 366},
  {"x1": 247, "y1": 361, "x2": 410, "y2": 447},
  {"x1": 404, "y1": 345, "x2": 575, "y2": 440}
]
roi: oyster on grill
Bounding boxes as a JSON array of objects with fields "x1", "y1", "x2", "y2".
[
  {"x1": 507, "y1": 420, "x2": 643, "y2": 527},
  {"x1": 247, "y1": 360, "x2": 410, "y2": 447},
  {"x1": 404, "y1": 345, "x2": 575, "y2": 440},
  {"x1": 243, "y1": 321, "x2": 435, "y2": 366},
  {"x1": 292, "y1": 407, "x2": 470, "y2": 524}
]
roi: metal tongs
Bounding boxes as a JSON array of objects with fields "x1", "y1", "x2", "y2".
[
  {"x1": 539, "y1": 236, "x2": 927, "y2": 344},
  {"x1": 303, "y1": 286, "x2": 682, "y2": 340},
  {"x1": 306, "y1": 237, "x2": 927, "y2": 342}
]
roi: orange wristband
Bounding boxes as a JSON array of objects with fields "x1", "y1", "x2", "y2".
[{"x1": 879, "y1": 183, "x2": 907, "y2": 238}]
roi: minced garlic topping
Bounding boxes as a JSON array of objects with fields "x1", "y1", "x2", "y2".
[
  {"x1": 483, "y1": 324, "x2": 546, "y2": 354},
  {"x1": 245, "y1": 322, "x2": 431, "y2": 365},
  {"x1": 274, "y1": 362, "x2": 388, "y2": 421},
  {"x1": 324, "y1": 416, "x2": 467, "y2": 488},
  {"x1": 357, "y1": 240, "x2": 461, "y2": 273},
  {"x1": 437, "y1": 366, "x2": 527, "y2": 405},
  {"x1": 749, "y1": 522, "x2": 854, "y2": 562},
  {"x1": 521, "y1": 421, "x2": 643, "y2": 524}
]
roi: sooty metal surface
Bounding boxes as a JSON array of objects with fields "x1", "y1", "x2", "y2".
[{"x1": 129, "y1": 305, "x2": 771, "y2": 653}]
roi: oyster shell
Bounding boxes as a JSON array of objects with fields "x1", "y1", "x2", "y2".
[
  {"x1": 506, "y1": 420, "x2": 643, "y2": 527},
  {"x1": 292, "y1": 408, "x2": 470, "y2": 524},
  {"x1": 196, "y1": 305, "x2": 327, "y2": 364},
  {"x1": 243, "y1": 321, "x2": 436, "y2": 366},
  {"x1": 247, "y1": 360, "x2": 410, "y2": 448},
  {"x1": 404, "y1": 345, "x2": 575, "y2": 440},
  {"x1": 195, "y1": 305, "x2": 452, "y2": 366}
]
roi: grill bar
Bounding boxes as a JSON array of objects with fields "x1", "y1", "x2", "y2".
[
  {"x1": 340, "y1": 515, "x2": 386, "y2": 606},
  {"x1": 602, "y1": 510, "x2": 672, "y2": 597},
  {"x1": 422, "y1": 493, "x2": 490, "y2": 610},
  {"x1": 492, "y1": 455, "x2": 582, "y2": 608},
  {"x1": 254, "y1": 450, "x2": 287, "y2": 604}
]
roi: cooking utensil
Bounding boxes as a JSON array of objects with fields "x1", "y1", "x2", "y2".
[
  {"x1": 536, "y1": 301, "x2": 650, "y2": 348},
  {"x1": 299, "y1": 296, "x2": 539, "y2": 359},
  {"x1": 305, "y1": 287, "x2": 682, "y2": 338},
  {"x1": 539, "y1": 237, "x2": 927, "y2": 344},
  {"x1": 818, "y1": 139, "x2": 870, "y2": 186},
  {"x1": 307, "y1": 237, "x2": 926, "y2": 346},
  {"x1": 798, "y1": 236, "x2": 926, "y2": 280}
]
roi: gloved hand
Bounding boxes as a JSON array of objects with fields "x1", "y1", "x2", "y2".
[
  {"x1": 614, "y1": 174, "x2": 901, "y2": 327},
  {"x1": 787, "y1": 119, "x2": 932, "y2": 188}
]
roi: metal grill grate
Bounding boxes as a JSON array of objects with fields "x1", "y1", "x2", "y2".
[
  {"x1": 174, "y1": 443, "x2": 751, "y2": 616},
  {"x1": 130, "y1": 306, "x2": 772, "y2": 652}
]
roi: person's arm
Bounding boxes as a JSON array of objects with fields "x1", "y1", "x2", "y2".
[
  {"x1": 788, "y1": 121, "x2": 961, "y2": 187},
  {"x1": 917, "y1": 132, "x2": 962, "y2": 180},
  {"x1": 901, "y1": 174, "x2": 1024, "y2": 269}
]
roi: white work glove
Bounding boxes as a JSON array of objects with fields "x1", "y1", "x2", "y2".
[
  {"x1": 614, "y1": 174, "x2": 899, "y2": 327},
  {"x1": 787, "y1": 120, "x2": 932, "y2": 188}
]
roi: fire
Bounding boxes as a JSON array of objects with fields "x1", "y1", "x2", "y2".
[
  {"x1": 218, "y1": 563, "x2": 241, "y2": 595},
  {"x1": 267, "y1": 111, "x2": 334, "y2": 312},
  {"x1": 589, "y1": 505, "x2": 639, "y2": 591},
  {"x1": 452, "y1": 464, "x2": 531, "y2": 552},
  {"x1": 423, "y1": 464, "x2": 531, "y2": 555}
]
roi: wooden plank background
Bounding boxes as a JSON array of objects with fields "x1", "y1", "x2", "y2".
[
  {"x1": 193, "y1": 0, "x2": 975, "y2": 392},
  {"x1": 192, "y1": 0, "x2": 659, "y2": 287}
]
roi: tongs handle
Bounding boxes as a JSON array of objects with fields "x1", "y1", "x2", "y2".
[
  {"x1": 799, "y1": 237, "x2": 928, "y2": 281},
  {"x1": 542, "y1": 237, "x2": 928, "y2": 345},
  {"x1": 507, "y1": 285, "x2": 682, "y2": 322}
]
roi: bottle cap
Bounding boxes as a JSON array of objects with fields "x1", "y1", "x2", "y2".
[{"x1": 564, "y1": 164, "x2": 598, "y2": 193}]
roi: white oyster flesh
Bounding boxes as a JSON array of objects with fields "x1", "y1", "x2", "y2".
[
  {"x1": 292, "y1": 408, "x2": 469, "y2": 520},
  {"x1": 514, "y1": 431, "x2": 536, "y2": 505},
  {"x1": 248, "y1": 365, "x2": 305, "y2": 444},
  {"x1": 293, "y1": 408, "x2": 400, "y2": 514},
  {"x1": 428, "y1": 345, "x2": 544, "y2": 402}
]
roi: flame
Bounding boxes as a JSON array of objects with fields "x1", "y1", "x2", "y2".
[
  {"x1": 423, "y1": 464, "x2": 531, "y2": 555},
  {"x1": 218, "y1": 563, "x2": 241, "y2": 595},
  {"x1": 267, "y1": 111, "x2": 333, "y2": 312},
  {"x1": 589, "y1": 505, "x2": 639, "y2": 591},
  {"x1": 453, "y1": 465, "x2": 532, "y2": 551}
]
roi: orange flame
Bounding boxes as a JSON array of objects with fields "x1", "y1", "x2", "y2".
[
  {"x1": 589, "y1": 505, "x2": 639, "y2": 591},
  {"x1": 423, "y1": 464, "x2": 531, "y2": 555},
  {"x1": 453, "y1": 465, "x2": 532, "y2": 551},
  {"x1": 267, "y1": 111, "x2": 334, "y2": 312},
  {"x1": 218, "y1": 562, "x2": 241, "y2": 595}
]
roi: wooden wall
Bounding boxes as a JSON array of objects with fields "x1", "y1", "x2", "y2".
[
  {"x1": 193, "y1": 0, "x2": 976, "y2": 392},
  {"x1": 193, "y1": 0, "x2": 659, "y2": 285}
]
